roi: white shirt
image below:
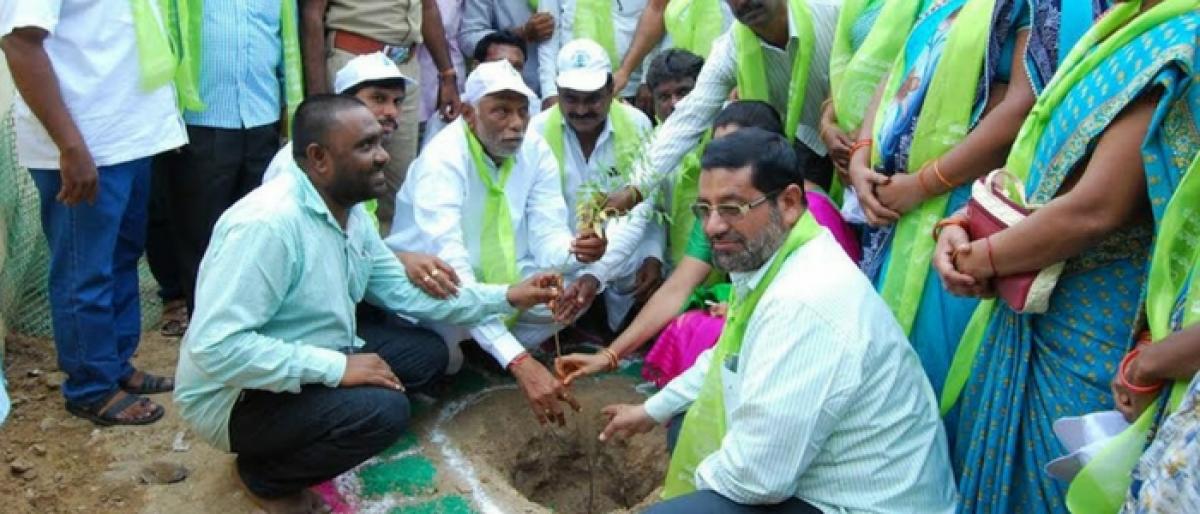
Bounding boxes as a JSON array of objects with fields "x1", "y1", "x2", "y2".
[
  {"x1": 537, "y1": 0, "x2": 651, "y2": 98},
  {"x1": 385, "y1": 118, "x2": 582, "y2": 367},
  {"x1": 631, "y1": 0, "x2": 838, "y2": 194},
  {"x1": 526, "y1": 103, "x2": 662, "y2": 280},
  {"x1": 261, "y1": 142, "x2": 293, "y2": 183},
  {"x1": 1, "y1": 0, "x2": 187, "y2": 169},
  {"x1": 643, "y1": 230, "x2": 958, "y2": 512}
]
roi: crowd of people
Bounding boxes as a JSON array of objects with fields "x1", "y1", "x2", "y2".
[{"x1": 2, "y1": 0, "x2": 1198, "y2": 513}]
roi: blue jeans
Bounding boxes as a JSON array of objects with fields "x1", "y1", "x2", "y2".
[{"x1": 30, "y1": 158, "x2": 151, "y2": 405}]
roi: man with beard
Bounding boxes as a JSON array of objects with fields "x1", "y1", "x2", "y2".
[
  {"x1": 527, "y1": 39, "x2": 659, "y2": 332},
  {"x1": 598, "y1": 128, "x2": 956, "y2": 513},
  {"x1": 603, "y1": 0, "x2": 840, "y2": 216},
  {"x1": 387, "y1": 61, "x2": 607, "y2": 426},
  {"x1": 174, "y1": 95, "x2": 561, "y2": 514}
]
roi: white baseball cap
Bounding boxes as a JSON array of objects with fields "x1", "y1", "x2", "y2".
[
  {"x1": 555, "y1": 39, "x2": 611, "y2": 92},
  {"x1": 334, "y1": 52, "x2": 415, "y2": 94},
  {"x1": 463, "y1": 60, "x2": 538, "y2": 105}
]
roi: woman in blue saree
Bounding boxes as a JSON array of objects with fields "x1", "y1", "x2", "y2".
[{"x1": 933, "y1": 1, "x2": 1200, "y2": 511}]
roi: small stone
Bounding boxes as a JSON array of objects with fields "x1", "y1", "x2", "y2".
[
  {"x1": 42, "y1": 372, "x2": 65, "y2": 390},
  {"x1": 171, "y1": 431, "x2": 190, "y2": 452},
  {"x1": 31, "y1": 444, "x2": 46, "y2": 457},
  {"x1": 26, "y1": 369, "x2": 42, "y2": 378},
  {"x1": 10, "y1": 459, "x2": 33, "y2": 474},
  {"x1": 21, "y1": 468, "x2": 37, "y2": 481},
  {"x1": 137, "y1": 461, "x2": 189, "y2": 484},
  {"x1": 38, "y1": 418, "x2": 55, "y2": 431}
]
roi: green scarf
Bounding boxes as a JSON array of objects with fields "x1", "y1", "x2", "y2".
[
  {"x1": 829, "y1": 0, "x2": 919, "y2": 133},
  {"x1": 662, "y1": 212, "x2": 823, "y2": 498},
  {"x1": 870, "y1": 0, "x2": 996, "y2": 335},
  {"x1": 131, "y1": 0, "x2": 203, "y2": 110},
  {"x1": 668, "y1": 131, "x2": 711, "y2": 266},
  {"x1": 463, "y1": 124, "x2": 521, "y2": 287},
  {"x1": 542, "y1": 103, "x2": 641, "y2": 190},
  {"x1": 574, "y1": 0, "x2": 620, "y2": 69},
  {"x1": 938, "y1": 0, "x2": 1187, "y2": 417},
  {"x1": 664, "y1": 0, "x2": 725, "y2": 58},
  {"x1": 280, "y1": 0, "x2": 305, "y2": 131},
  {"x1": 733, "y1": 0, "x2": 813, "y2": 143}
]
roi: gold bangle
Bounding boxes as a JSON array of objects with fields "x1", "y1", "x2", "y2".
[{"x1": 601, "y1": 348, "x2": 620, "y2": 371}]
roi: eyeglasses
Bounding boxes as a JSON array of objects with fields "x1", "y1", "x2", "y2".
[{"x1": 690, "y1": 190, "x2": 780, "y2": 221}]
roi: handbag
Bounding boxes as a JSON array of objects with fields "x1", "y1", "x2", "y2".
[{"x1": 965, "y1": 169, "x2": 1065, "y2": 313}]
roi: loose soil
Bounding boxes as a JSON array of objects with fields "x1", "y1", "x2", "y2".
[{"x1": 440, "y1": 378, "x2": 668, "y2": 514}]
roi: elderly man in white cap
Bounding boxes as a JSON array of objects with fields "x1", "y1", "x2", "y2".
[
  {"x1": 528, "y1": 38, "x2": 660, "y2": 331},
  {"x1": 387, "y1": 60, "x2": 608, "y2": 425}
]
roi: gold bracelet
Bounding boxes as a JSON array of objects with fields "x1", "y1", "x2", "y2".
[{"x1": 600, "y1": 348, "x2": 620, "y2": 371}]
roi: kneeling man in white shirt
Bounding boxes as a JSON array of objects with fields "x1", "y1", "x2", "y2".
[
  {"x1": 599, "y1": 128, "x2": 958, "y2": 514},
  {"x1": 386, "y1": 60, "x2": 606, "y2": 425}
]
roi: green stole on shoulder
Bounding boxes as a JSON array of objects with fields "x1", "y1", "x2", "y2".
[
  {"x1": 463, "y1": 124, "x2": 521, "y2": 288},
  {"x1": 668, "y1": 131, "x2": 712, "y2": 266},
  {"x1": 733, "y1": 0, "x2": 812, "y2": 143},
  {"x1": 542, "y1": 103, "x2": 641, "y2": 189},
  {"x1": 661, "y1": 212, "x2": 822, "y2": 498},
  {"x1": 829, "y1": 0, "x2": 919, "y2": 134},
  {"x1": 664, "y1": 0, "x2": 725, "y2": 58},
  {"x1": 133, "y1": 0, "x2": 303, "y2": 127},
  {"x1": 574, "y1": 0, "x2": 620, "y2": 69},
  {"x1": 869, "y1": 0, "x2": 996, "y2": 335}
]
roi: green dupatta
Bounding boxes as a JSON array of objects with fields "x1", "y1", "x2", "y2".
[
  {"x1": 542, "y1": 103, "x2": 641, "y2": 188},
  {"x1": 870, "y1": 0, "x2": 997, "y2": 335},
  {"x1": 664, "y1": 0, "x2": 725, "y2": 58},
  {"x1": 661, "y1": 213, "x2": 823, "y2": 498},
  {"x1": 668, "y1": 131, "x2": 712, "y2": 266},
  {"x1": 733, "y1": 0, "x2": 813, "y2": 143},
  {"x1": 828, "y1": 0, "x2": 919, "y2": 134},
  {"x1": 131, "y1": 0, "x2": 203, "y2": 110},
  {"x1": 574, "y1": 0, "x2": 620, "y2": 68},
  {"x1": 464, "y1": 124, "x2": 521, "y2": 288}
]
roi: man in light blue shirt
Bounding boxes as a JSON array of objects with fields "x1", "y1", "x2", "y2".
[
  {"x1": 163, "y1": 0, "x2": 290, "y2": 317},
  {"x1": 174, "y1": 95, "x2": 558, "y2": 514}
]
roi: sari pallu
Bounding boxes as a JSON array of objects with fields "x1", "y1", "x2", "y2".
[
  {"x1": 950, "y1": 9, "x2": 1200, "y2": 513},
  {"x1": 862, "y1": 0, "x2": 1027, "y2": 398}
]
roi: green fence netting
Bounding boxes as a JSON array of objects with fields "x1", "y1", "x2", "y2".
[{"x1": 0, "y1": 108, "x2": 163, "y2": 344}]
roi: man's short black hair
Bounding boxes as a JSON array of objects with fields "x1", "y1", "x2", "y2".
[
  {"x1": 473, "y1": 29, "x2": 528, "y2": 63},
  {"x1": 701, "y1": 127, "x2": 805, "y2": 198},
  {"x1": 645, "y1": 49, "x2": 704, "y2": 91},
  {"x1": 712, "y1": 100, "x2": 784, "y2": 136},
  {"x1": 291, "y1": 94, "x2": 368, "y2": 161}
]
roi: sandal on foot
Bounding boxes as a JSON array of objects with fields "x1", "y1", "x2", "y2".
[
  {"x1": 160, "y1": 300, "x2": 189, "y2": 337},
  {"x1": 120, "y1": 370, "x2": 175, "y2": 395},
  {"x1": 66, "y1": 391, "x2": 164, "y2": 426},
  {"x1": 160, "y1": 318, "x2": 188, "y2": 337}
]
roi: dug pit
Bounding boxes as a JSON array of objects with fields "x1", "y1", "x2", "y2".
[{"x1": 438, "y1": 376, "x2": 668, "y2": 513}]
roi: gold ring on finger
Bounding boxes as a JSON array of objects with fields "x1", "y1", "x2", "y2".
[{"x1": 430, "y1": 268, "x2": 440, "y2": 277}]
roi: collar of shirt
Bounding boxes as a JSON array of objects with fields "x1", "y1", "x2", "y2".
[
  {"x1": 559, "y1": 111, "x2": 617, "y2": 156},
  {"x1": 728, "y1": 240, "x2": 789, "y2": 300}
]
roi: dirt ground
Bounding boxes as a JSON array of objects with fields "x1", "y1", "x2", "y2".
[
  {"x1": 1, "y1": 332, "x2": 255, "y2": 514},
  {"x1": 440, "y1": 379, "x2": 667, "y2": 514},
  {"x1": 2, "y1": 331, "x2": 668, "y2": 514}
]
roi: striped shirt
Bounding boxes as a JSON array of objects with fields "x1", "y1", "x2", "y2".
[
  {"x1": 631, "y1": 0, "x2": 839, "y2": 193},
  {"x1": 644, "y1": 230, "x2": 958, "y2": 512},
  {"x1": 183, "y1": 0, "x2": 284, "y2": 129}
]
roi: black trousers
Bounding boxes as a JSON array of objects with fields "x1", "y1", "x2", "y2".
[
  {"x1": 145, "y1": 152, "x2": 184, "y2": 302},
  {"x1": 164, "y1": 123, "x2": 279, "y2": 311},
  {"x1": 646, "y1": 490, "x2": 822, "y2": 514},
  {"x1": 228, "y1": 307, "x2": 448, "y2": 498}
]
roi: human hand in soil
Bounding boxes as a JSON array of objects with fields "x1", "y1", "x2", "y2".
[
  {"x1": 507, "y1": 272, "x2": 563, "y2": 310},
  {"x1": 552, "y1": 275, "x2": 600, "y2": 323},
  {"x1": 341, "y1": 354, "x2": 403, "y2": 391},
  {"x1": 570, "y1": 230, "x2": 607, "y2": 263},
  {"x1": 398, "y1": 252, "x2": 460, "y2": 298},
  {"x1": 598, "y1": 404, "x2": 655, "y2": 442},
  {"x1": 511, "y1": 355, "x2": 581, "y2": 425},
  {"x1": 555, "y1": 352, "x2": 609, "y2": 385}
]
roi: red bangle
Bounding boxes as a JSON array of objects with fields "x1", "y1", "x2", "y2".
[
  {"x1": 508, "y1": 352, "x2": 530, "y2": 370},
  {"x1": 1118, "y1": 347, "x2": 1164, "y2": 395},
  {"x1": 848, "y1": 139, "x2": 873, "y2": 161},
  {"x1": 984, "y1": 236, "x2": 998, "y2": 278}
]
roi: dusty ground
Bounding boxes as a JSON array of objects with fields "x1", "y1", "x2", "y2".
[
  {"x1": 2, "y1": 331, "x2": 667, "y2": 514},
  {"x1": 1, "y1": 332, "x2": 254, "y2": 514}
]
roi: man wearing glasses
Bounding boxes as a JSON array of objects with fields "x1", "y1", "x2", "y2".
[{"x1": 597, "y1": 128, "x2": 956, "y2": 513}]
